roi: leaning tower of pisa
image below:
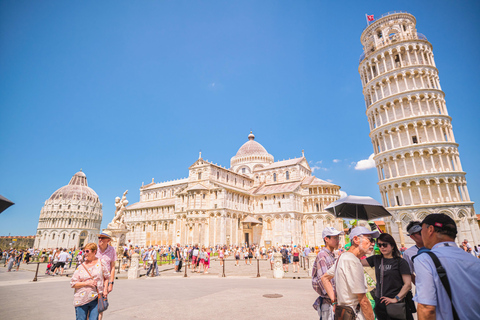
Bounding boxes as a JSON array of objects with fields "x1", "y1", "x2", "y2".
[{"x1": 358, "y1": 11, "x2": 479, "y2": 246}]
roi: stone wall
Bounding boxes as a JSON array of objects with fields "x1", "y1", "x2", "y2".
[{"x1": 0, "y1": 236, "x2": 35, "y2": 250}]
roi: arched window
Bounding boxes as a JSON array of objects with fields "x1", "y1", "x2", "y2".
[
  {"x1": 286, "y1": 171, "x2": 290, "y2": 180},
  {"x1": 316, "y1": 203, "x2": 320, "y2": 212},
  {"x1": 217, "y1": 172, "x2": 219, "y2": 179},
  {"x1": 68, "y1": 219, "x2": 71, "y2": 225},
  {"x1": 72, "y1": 234, "x2": 75, "y2": 239},
  {"x1": 198, "y1": 172, "x2": 202, "y2": 180},
  {"x1": 52, "y1": 234, "x2": 55, "y2": 239},
  {"x1": 273, "y1": 173, "x2": 277, "y2": 182},
  {"x1": 63, "y1": 234, "x2": 66, "y2": 240}
]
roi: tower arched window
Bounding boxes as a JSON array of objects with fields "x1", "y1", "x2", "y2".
[
  {"x1": 286, "y1": 171, "x2": 290, "y2": 180},
  {"x1": 217, "y1": 172, "x2": 219, "y2": 179},
  {"x1": 68, "y1": 219, "x2": 71, "y2": 225},
  {"x1": 273, "y1": 173, "x2": 277, "y2": 182},
  {"x1": 198, "y1": 172, "x2": 202, "y2": 180}
]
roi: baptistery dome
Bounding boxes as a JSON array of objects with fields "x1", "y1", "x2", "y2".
[
  {"x1": 230, "y1": 132, "x2": 274, "y2": 174},
  {"x1": 49, "y1": 170, "x2": 99, "y2": 202},
  {"x1": 34, "y1": 170, "x2": 103, "y2": 249}
]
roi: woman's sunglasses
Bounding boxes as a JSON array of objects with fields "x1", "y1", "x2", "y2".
[{"x1": 377, "y1": 243, "x2": 390, "y2": 248}]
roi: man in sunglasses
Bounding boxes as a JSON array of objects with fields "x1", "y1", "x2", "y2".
[
  {"x1": 97, "y1": 231, "x2": 117, "y2": 320},
  {"x1": 321, "y1": 226, "x2": 378, "y2": 320}
]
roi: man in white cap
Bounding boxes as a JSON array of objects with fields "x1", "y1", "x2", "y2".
[
  {"x1": 97, "y1": 230, "x2": 117, "y2": 320},
  {"x1": 321, "y1": 226, "x2": 378, "y2": 320},
  {"x1": 312, "y1": 227, "x2": 344, "y2": 320}
]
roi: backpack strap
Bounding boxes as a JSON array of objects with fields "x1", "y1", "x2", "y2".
[{"x1": 424, "y1": 252, "x2": 459, "y2": 320}]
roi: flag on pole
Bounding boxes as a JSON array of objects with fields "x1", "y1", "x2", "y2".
[{"x1": 367, "y1": 15, "x2": 374, "y2": 22}]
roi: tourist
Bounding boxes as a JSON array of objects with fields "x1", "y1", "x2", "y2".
[
  {"x1": 361, "y1": 233, "x2": 414, "y2": 320},
  {"x1": 292, "y1": 246, "x2": 300, "y2": 273},
  {"x1": 70, "y1": 243, "x2": 110, "y2": 320},
  {"x1": 218, "y1": 247, "x2": 224, "y2": 267},
  {"x1": 474, "y1": 245, "x2": 480, "y2": 258},
  {"x1": 401, "y1": 221, "x2": 428, "y2": 285},
  {"x1": 312, "y1": 227, "x2": 344, "y2": 320},
  {"x1": 57, "y1": 248, "x2": 70, "y2": 275},
  {"x1": 15, "y1": 250, "x2": 23, "y2": 271},
  {"x1": 6, "y1": 252, "x2": 14, "y2": 272},
  {"x1": 174, "y1": 243, "x2": 181, "y2": 273},
  {"x1": 243, "y1": 248, "x2": 249, "y2": 265},
  {"x1": 96, "y1": 231, "x2": 117, "y2": 320},
  {"x1": 248, "y1": 248, "x2": 253, "y2": 265},
  {"x1": 462, "y1": 238, "x2": 472, "y2": 253},
  {"x1": 191, "y1": 245, "x2": 199, "y2": 272},
  {"x1": 203, "y1": 248, "x2": 210, "y2": 274},
  {"x1": 280, "y1": 245, "x2": 289, "y2": 272},
  {"x1": 321, "y1": 226, "x2": 378, "y2": 320},
  {"x1": 414, "y1": 214, "x2": 480, "y2": 320},
  {"x1": 146, "y1": 247, "x2": 157, "y2": 276}
]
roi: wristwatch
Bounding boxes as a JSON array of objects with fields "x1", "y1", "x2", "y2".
[
  {"x1": 395, "y1": 295, "x2": 400, "y2": 301},
  {"x1": 109, "y1": 281, "x2": 114, "y2": 285}
]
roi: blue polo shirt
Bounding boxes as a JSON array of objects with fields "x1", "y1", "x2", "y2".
[{"x1": 413, "y1": 241, "x2": 480, "y2": 320}]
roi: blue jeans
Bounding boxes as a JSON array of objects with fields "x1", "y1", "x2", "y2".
[{"x1": 75, "y1": 298, "x2": 98, "y2": 320}]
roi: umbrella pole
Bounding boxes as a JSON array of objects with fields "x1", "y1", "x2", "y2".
[{"x1": 356, "y1": 205, "x2": 358, "y2": 221}]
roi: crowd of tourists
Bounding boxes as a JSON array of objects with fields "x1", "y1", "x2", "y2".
[
  {"x1": 5, "y1": 213, "x2": 480, "y2": 320},
  {"x1": 312, "y1": 214, "x2": 480, "y2": 320}
]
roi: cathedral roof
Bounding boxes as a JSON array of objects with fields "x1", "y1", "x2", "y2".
[
  {"x1": 48, "y1": 170, "x2": 99, "y2": 202},
  {"x1": 235, "y1": 132, "x2": 270, "y2": 157},
  {"x1": 252, "y1": 181, "x2": 303, "y2": 195},
  {"x1": 126, "y1": 198, "x2": 176, "y2": 210},
  {"x1": 253, "y1": 157, "x2": 305, "y2": 171},
  {"x1": 302, "y1": 176, "x2": 336, "y2": 186}
]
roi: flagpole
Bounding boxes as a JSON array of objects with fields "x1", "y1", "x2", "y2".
[{"x1": 365, "y1": 14, "x2": 369, "y2": 26}]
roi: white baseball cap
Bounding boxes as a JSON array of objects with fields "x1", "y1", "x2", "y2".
[
  {"x1": 350, "y1": 226, "x2": 380, "y2": 239},
  {"x1": 322, "y1": 227, "x2": 345, "y2": 239}
]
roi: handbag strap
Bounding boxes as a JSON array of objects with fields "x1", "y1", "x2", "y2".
[
  {"x1": 82, "y1": 262, "x2": 100, "y2": 294},
  {"x1": 380, "y1": 257, "x2": 385, "y2": 297},
  {"x1": 425, "y1": 252, "x2": 459, "y2": 320}
]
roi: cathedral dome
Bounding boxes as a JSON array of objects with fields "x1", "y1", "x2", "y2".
[
  {"x1": 235, "y1": 132, "x2": 270, "y2": 157},
  {"x1": 230, "y1": 132, "x2": 274, "y2": 172},
  {"x1": 48, "y1": 170, "x2": 99, "y2": 202}
]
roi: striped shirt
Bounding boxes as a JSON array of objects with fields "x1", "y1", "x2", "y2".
[{"x1": 312, "y1": 248, "x2": 336, "y2": 310}]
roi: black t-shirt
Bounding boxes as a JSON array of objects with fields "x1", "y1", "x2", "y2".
[
  {"x1": 366, "y1": 255, "x2": 410, "y2": 299},
  {"x1": 175, "y1": 247, "x2": 180, "y2": 258}
]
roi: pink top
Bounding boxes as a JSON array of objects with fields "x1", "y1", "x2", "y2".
[
  {"x1": 70, "y1": 260, "x2": 110, "y2": 307},
  {"x1": 96, "y1": 245, "x2": 117, "y2": 269}
]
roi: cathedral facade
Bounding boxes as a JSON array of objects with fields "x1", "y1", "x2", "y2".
[{"x1": 124, "y1": 132, "x2": 343, "y2": 247}]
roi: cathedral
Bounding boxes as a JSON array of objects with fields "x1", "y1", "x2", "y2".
[{"x1": 124, "y1": 132, "x2": 343, "y2": 247}]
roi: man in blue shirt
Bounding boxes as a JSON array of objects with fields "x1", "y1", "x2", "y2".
[{"x1": 414, "y1": 214, "x2": 480, "y2": 320}]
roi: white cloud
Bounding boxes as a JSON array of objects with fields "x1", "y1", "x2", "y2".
[
  {"x1": 333, "y1": 159, "x2": 341, "y2": 163},
  {"x1": 311, "y1": 165, "x2": 328, "y2": 173},
  {"x1": 340, "y1": 191, "x2": 348, "y2": 199},
  {"x1": 326, "y1": 179, "x2": 333, "y2": 183},
  {"x1": 354, "y1": 153, "x2": 376, "y2": 170}
]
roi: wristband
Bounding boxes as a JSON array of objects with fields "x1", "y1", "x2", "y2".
[
  {"x1": 331, "y1": 301, "x2": 337, "y2": 306},
  {"x1": 109, "y1": 281, "x2": 114, "y2": 285},
  {"x1": 395, "y1": 295, "x2": 400, "y2": 301}
]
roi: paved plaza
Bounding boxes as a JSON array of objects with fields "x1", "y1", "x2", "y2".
[{"x1": 0, "y1": 258, "x2": 319, "y2": 320}]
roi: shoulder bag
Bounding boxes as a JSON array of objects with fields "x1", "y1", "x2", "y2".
[
  {"x1": 380, "y1": 258, "x2": 406, "y2": 320},
  {"x1": 333, "y1": 254, "x2": 357, "y2": 320},
  {"x1": 82, "y1": 262, "x2": 109, "y2": 313},
  {"x1": 425, "y1": 252, "x2": 459, "y2": 320}
]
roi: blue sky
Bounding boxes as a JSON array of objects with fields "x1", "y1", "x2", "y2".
[{"x1": 1, "y1": 1, "x2": 479, "y2": 236}]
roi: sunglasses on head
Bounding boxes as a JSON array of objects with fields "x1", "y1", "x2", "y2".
[{"x1": 377, "y1": 243, "x2": 390, "y2": 248}]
